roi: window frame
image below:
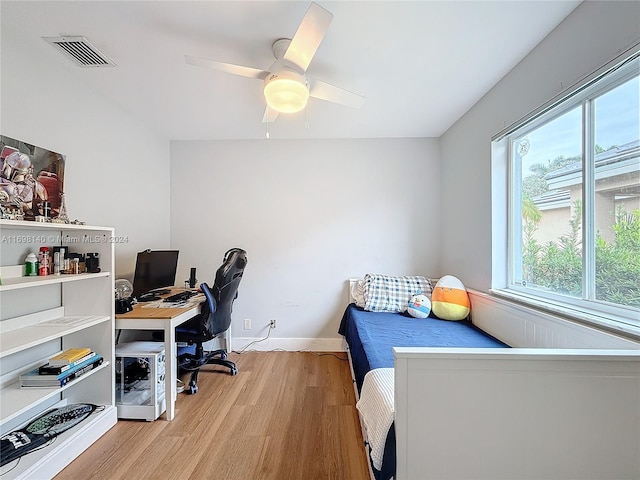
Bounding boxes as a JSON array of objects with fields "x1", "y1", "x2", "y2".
[{"x1": 492, "y1": 45, "x2": 640, "y2": 338}]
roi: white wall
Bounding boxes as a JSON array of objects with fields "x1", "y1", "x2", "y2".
[
  {"x1": 170, "y1": 138, "x2": 440, "y2": 348},
  {"x1": 1, "y1": 19, "x2": 171, "y2": 278},
  {"x1": 439, "y1": 1, "x2": 640, "y2": 292}
]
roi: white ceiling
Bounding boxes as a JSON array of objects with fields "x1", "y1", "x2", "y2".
[{"x1": 1, "y1": 1, "x2": 581, "y2": 141}]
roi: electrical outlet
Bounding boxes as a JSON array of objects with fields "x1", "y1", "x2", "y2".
[
  {"x1": 244, "y1": 318, "x2": 251, "y2": 330},
  {"x1": 270, "y1": 319, "x2": 276, "y2": 329}
]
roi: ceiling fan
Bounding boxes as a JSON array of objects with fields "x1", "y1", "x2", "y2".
[{"x1": 185, "y1": 2, "x2": 365, "y2": 124}]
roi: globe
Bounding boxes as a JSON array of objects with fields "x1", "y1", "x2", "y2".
[{"x1": 114, "y1": 278, "x2": 133, "y2": 300}]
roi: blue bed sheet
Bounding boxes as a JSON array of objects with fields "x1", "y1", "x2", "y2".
[
  {"x1": 338, "y1": 303, "x2": 509, "y2": 480},
  {"x1": 339, "y1": 303, "x2": 509, "y2": 393}
]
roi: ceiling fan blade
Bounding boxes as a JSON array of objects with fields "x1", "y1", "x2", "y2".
[
  {"x1": 283, "y1": 2, "x2": 333, "y2": 72},
  {"x1": 309, "y1": 78, "x2": 366, "y2": 109},
  {"x1": 262, "y1": 105, "x2": 280, "y2": 123},
  {"x1": 185, "y1": 55, "x2": 269, "y2": 80}
]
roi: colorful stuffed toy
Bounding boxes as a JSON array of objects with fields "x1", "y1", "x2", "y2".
[
  {"x1": 407, "y1": 290, "x2": 431, "y2": 319},
  {"x1": 431, "y1": 275, "x2": 470, "y2": 321}
]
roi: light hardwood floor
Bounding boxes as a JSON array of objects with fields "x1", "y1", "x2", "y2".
[{"x1": 55, "y1": 351, "x2": 370, "y2": 480}]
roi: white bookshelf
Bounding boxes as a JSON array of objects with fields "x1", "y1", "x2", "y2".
[
  {"x1": 0, "y1": 220, "x2": 117, "y2": 479},
  {"x1": 0, "y1": 271, "x2": 109, "y2": 291},
  {"x1": 1, "y1": 362, "x2": 110, "y2": 425}
]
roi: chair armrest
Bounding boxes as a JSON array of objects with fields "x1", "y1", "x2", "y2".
[{"x1": 200, "y1": 282, "x2": 217, "y2": 313}]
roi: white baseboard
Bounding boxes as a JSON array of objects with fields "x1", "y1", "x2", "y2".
[{"x1": 231, "y1": 337, "x2": 345, "y2": 352}]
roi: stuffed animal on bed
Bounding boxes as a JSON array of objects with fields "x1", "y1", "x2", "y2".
[
  {"x1": 407, "y1": 290, "x2": 431, "y2": 319},
  {"x1": 431, "y1": 275, "x2": 470, "y2": 321}
]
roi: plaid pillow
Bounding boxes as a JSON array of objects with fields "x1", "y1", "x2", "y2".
[{"x1": 363, "y1": 274, "x2": 433, "y2": 313}]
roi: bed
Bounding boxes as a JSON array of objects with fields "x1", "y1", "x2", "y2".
[
  {"x1": 339, "y1": 303, "x2": 508, "y2": 480},
  {"x1": 341, "y1": 276, "x2": 640, "y2": 480}
]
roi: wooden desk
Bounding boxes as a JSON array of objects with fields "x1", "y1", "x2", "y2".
[{"x1": 115, "y1": 294, "x2": 202, "y2": 421}]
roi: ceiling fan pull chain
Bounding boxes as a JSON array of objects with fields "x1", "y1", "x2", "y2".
[
  {"x1": 305, "y1": 103, "x2": 310, "y2": 130},
  {"x1": 265, "y1": 119, "x2": 270, "y2": 139}
]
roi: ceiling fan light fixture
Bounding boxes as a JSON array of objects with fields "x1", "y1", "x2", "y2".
[{"x1": 264, "y1": 71, "x2": 309, "y2": 113}]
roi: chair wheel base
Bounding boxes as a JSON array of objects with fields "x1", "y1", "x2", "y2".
[
  {"x1": 187, "y1": 383, "x2": 198, "y2": 395},
  {"x1": 230, "y1": 367, "x2": 238, "y2": 376}
]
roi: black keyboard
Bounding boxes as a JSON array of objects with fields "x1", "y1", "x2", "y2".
[{"x1": 163, "y1": 290, "x2": 197, "y2": 303}]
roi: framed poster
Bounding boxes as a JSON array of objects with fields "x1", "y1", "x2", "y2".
[{"x1": 0, "y1": 135, "x2": 65, "y2": 221}]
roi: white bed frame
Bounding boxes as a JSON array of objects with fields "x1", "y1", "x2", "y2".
[
  {"x1": 395, "y1": 347, "x2": 639, "y2": 480},
  {"x1": 346, "y1": 280, "x2": 640, "y2": 480}
]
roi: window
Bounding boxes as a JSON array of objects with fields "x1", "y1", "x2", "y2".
[{"x1": 494, "y1": 51, "x2": 639, "y2": 334}]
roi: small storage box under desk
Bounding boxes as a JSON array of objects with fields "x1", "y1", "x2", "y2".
[{"x1": 115, "y1": 341, "x2": 166, "y2": 421}]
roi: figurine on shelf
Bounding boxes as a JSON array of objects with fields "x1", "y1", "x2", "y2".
[{"x1": 52, "y1": 193, "x2": 69, "y2": 224}]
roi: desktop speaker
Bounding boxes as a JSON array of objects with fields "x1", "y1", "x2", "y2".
[{"x1": 189, "y1": 268, "x2": 197, "y2": 288}]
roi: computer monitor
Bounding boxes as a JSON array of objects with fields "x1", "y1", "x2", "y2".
[{"x1": 132, "y1": 250, "x2": 179, "y2": 299}]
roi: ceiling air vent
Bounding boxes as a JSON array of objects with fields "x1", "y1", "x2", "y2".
[{"x1": 43, "y1": 36, "x2": 115, "y2": 67}]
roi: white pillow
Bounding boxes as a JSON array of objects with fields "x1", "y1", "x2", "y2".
[{"x1": 351, "y1": 279, "x2": 366, "y2": 308}]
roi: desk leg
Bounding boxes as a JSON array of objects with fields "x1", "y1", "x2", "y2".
[
  {"x1": 165, "y1": 324, "x2": 176, "y2": 421},
  {"x1": 224, "y1": 329, "x2": 232, "y2": 353}
]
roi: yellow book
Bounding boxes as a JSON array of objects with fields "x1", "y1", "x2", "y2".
[{"x1": 49, "y1": 347, "x2": 92, "y2": 366}]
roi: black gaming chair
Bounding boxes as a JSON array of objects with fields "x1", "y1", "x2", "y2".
[{"x1": 176, "y1": 248, "x2": 247, "y2": 395}]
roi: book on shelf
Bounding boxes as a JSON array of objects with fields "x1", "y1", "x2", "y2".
[
  {"x1": 20, "y1": 355, "x2": 104, "y2": 387},
  {"x1": 39, "y1": 351, "x2": 97, "y2": 375},
  {"x1": 48, "y1": 347, "x2": 92, "y2": 366}
]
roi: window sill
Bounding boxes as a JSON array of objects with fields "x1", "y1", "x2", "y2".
[{"x1": 489, "y1": 288, "x2": 640, "y2": 343}]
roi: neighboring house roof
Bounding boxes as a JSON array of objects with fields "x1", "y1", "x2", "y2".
[
  {"x1": 532, "y1": 189, "x2": 571, "y2": 210},
  {"x1": 546, "y1": 139, "x2": 640, "y2": 190},
  {"x1": 532, "y1": 139, "x2": 639, "y2": 210}
]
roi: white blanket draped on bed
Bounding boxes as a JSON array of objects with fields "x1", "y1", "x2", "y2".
[{"x1": 356, "y1": 367, "x2": 395, "y2": 471}]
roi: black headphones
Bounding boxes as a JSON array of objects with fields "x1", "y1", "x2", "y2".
[{"x1": 223, "y1": 248, "x2": 247, "y2": 262}]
